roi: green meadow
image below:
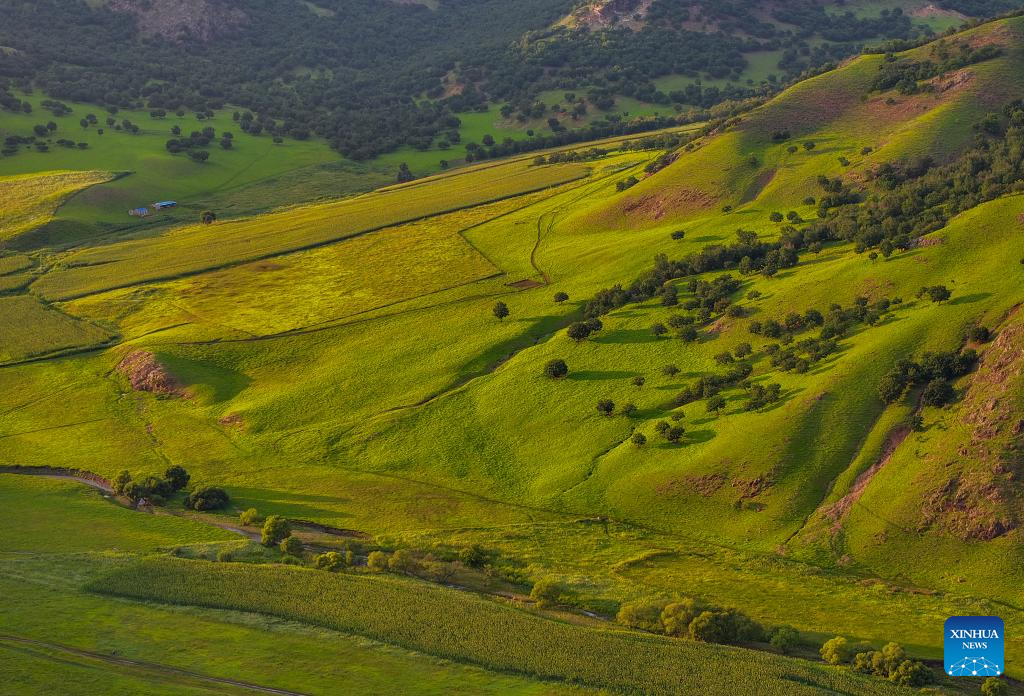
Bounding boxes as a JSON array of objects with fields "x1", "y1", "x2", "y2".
[{"x1": 4, "y1": 14, "x2": 1024, "y2": 696}]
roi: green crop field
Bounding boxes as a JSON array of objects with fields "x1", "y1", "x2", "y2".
[
  {"x1": 32, "y1": 159, "x2": 591, "y2": 301},
  {"x1": 91, "y1": 556, "x2": 907, "y2": 696},
  {"x1": 6, "y1": 9, "x2": 1024, "y2": 696},
  {"x1": 0, "y1": 295, "x2": 112, "y2": 363}
]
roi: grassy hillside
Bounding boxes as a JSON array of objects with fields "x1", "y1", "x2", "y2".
[{"x1": 6, "y1": 14, "x2": 1024, "y2": 695}]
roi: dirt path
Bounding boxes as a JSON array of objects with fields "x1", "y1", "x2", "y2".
[
  {"x1": 0, "y1": 634, "x2": 310, "y2": 695},
  {"x1": 0, "y1": 465, "x2": 113, "y2": 492}
]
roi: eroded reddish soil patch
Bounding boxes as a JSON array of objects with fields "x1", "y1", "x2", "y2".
[
  {"x1": 622, "y1": 187, "x2": 717, "y2": 221},
  {"x1": 117, "y1": 350, "x2": 185, "y2": 397}
]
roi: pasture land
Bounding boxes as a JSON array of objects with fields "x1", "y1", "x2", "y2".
[
  {"x1": 0, "y1": 170, "x2": 112, "y2": 242},
  {"x1": 32, "y1": 159, "x2": 590, "y2": 300},
  {"x1": 0, "y1": 296, "x2": 112, "y2": 363},
  {"x1": 0, "y1": 474, "x2": 235, "y2": 552},
  {"x1": 92, "y1": 556, "x2": 906, "y2": 696},
  {"x1": 4, "y1": 17, "x2": 1024, "y2": 694},
  {"x1": 0, "y1": 554, "x2": 582, "y2": 696},
  {"x1": 0, "y1": 254, "x2": 31, "y2": 275}
]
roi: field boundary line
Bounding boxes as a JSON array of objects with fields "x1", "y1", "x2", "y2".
[{"x1": 41, "y1": 170, "x2": 591, "y2": 302}]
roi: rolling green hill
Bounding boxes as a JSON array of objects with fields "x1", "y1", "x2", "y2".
[{"x1": 5, "y1": 11, "x2": 1024, "y2": 696}]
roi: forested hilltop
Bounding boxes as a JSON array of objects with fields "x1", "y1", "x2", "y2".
[{"x1": 2, "y1": 0, "x2": 1023, "y2": 160}]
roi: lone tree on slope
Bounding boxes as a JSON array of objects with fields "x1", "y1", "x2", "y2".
[
  {"x1": 543, "y1": 359, "x2": 568, "y2": 379},
  {"x1": 493, "y1": 301, "x2": 509, "y2": 321},
  {"x1": 567, "y1": 322, "x2": 592, "y2": 343}
]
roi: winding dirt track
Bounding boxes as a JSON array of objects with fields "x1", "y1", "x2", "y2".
[{"x1": 0, "y1": 634, "x2": 310, "y2": 695}]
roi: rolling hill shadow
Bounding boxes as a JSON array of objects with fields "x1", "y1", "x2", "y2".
[
  {"x1": 228, "y1": 486, "x2": 356, "y2": 520},
  {"x1": 592, "y1": 329, "x2": 662, "y2": 345},
  {"x1": 950, "y1": 292, "x2": 992, "y2": 305},
  {"x1": 568, "y1": 370, "x2": 636, "y2": 381}
]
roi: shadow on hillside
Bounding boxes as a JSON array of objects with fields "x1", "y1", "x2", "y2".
[
  {"x1": 683, "y1": 428, "x2": 716, "y2": 445},
  {"x1": 950, "y1": 292, "x2": 992, "y2": 305},
  {"x1": 592, "y1": 329, "x2": 662, "y2": 344},
  {"x1": 568, "y1": 370, "x2": 636, "y2": 381},
  {"x1": 228, "y1": 486, "x2": 356, "y2": 521}
]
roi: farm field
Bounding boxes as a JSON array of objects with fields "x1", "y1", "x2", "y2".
[
  {"x1": 0, "y1": 170, "x2": 112, "y2": 242},
  {"x1": 0, "y1": 295, "x2": 112, "y2": 363},
  {"x1": 6, "y1": 9, "x2": 1024, "y2": 696},
  {"x1": 31, "y1": 158, "x2": 592, "y2": 300}
]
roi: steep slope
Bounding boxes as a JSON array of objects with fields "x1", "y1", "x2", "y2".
[{"x1": 581, "y1": 16, "x2": 1024, "y2": 230}]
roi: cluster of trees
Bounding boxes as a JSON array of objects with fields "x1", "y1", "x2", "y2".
[
  {"x1": 872, "y1": 41, "x2": 1002, "y2": 94},
  {"x1": 1, "y1": 0, "x2": 991, "y2": 161},
  {"x1": 672, "y1": 363, "x2": 752, "y2": 411},
  {"x1": 112, "y1": 465, "x2": 190, "y2": 506},
  {"x1": 464, "y1": 114, "x2": 684, "y2": 163},
  {"x1": 165, "y1": 126, "x2": 231, "y2": 162},
  {"x1": 589, "y1": 95, "x2": 1024, "y2": 325},
  {"x1": 820, "y1": 637, "x2": 933, "y2": 688},
  {"x1": 615, "y1": 596, "x2": 791, "y2": 649},
  {"x1": 616, "y1": 175, "x2": 639, "y2": 192},
  {"x1": 878, "y1": 348, "x2": 978, "y2": 406},
  {"x1": 808, "y1": 99, "x2": 1024, "y2": 257},
  {"x1": 583, "y1": 225, "x2": 818, "y2": 318},
  {"x1": 363, "y1": 547, "x2": 472, "y2": 584},
  {"x1": 111, "y1": 466, "x2": 227, "y2": 511}
]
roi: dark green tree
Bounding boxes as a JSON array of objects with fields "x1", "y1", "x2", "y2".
[{"x1": 543, "y1": 359, "x2": 568, "y2": 379}]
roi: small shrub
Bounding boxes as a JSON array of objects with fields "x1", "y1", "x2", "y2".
[
  {"x1": 184, "y1": 486, "x2": 229, "y2": 511},
  {"x1": 660, "y1": 598, "x2": 699, "y2": 636},
  {"x1": 280, "y1": 535, "x2": 303, "y2": 557},
  {"x1": 261, "y1": 515, "x2": 291, "y2": 547},
  {"x1": 982, "y1": 677, "x2": 1009, "y2": 696},
  {"x1": 768, "y1": 625, "x2": 799, "y2": 654},
  {"x1": 617, "y1": 598, "x2": 668, "y2": 632},
  {"x1": 164, "y1": 465, "x2": 189, "y2": 491},
  {"x1": 314, "y1": 551, "x2": 348, "y2": 571},
  {"x1": 388, "y1": 549, "x2": 418, "y2": 574},
  {"x1": 969, "y1": 326, "x2": 991, "y2": 343},
  {"x1": 367, "y1": 550, "x2": 390, "y2": 572},
  {"x1": 821, "y1": 636, "x2": 852, "y2": 665},
  {"x1": 530, "y1": 578, "x2": 566, "y2": 608},
  {"x1": 458, "y1": 544, "x2": 488, "y2": 568},
  {"x1": 239, "y1": 508, "x2": 263, "y2": 526}
]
